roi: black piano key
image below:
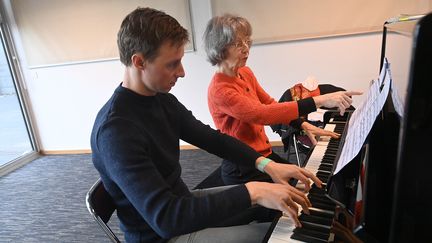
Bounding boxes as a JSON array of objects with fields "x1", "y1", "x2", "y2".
[
  {"x1": 320, "y1": 160, "x2": 334, "y2": 166},
  {"x1": 309, "y1": 197, "x2": 335, "y2": 207},
  {"x1": 326, "y1": 144, "x2": 339, "y2": 149},
  {"x1": 324, "y1": 153, "x2": 336, "y2": 158},
  {"x1": 327, "y1": 146, "x2": 338, "y2": 151},
  {"x1": 319, "y1": 164, "x2": 333, "y2": 171},
  {"x1": 308, "y1": 189, "x2": 329, "y2": 196},
  {"x1": 323, "y1": 152, "x2": 336, "y2": 157},
  {"x1": 317, "y1": 175, "x2": 329, "y2": 182},
  {"x1": 323, "y1": 154, "x2": 336, "y2": 159},
  {"x1": 326, "y1": 145, "x2": 339, "y2": 150},
  {"x1": 316, "y1": 172, "x2": 331, "y2": 180},
  {"x1": 310, "y1": 198, "x2": 336, "y2": 210},
  {"x1": 301, "y1": 221, "x2": 331, "y2": 234},
  {"x1": 308, "y1": 192, "x2": 328, "y2": 200},
  {"x1": 316, "y1": 171, "x2": 331, "y2": 177},
  {"x1": 323, "y1": 153, "x2": 336, "y2": 158},
  {"x1": 321, "y1": 159, "x2": 334, "y2": 164},
  {"x1": 309, "y1": 186, "x2": 326, "y2": 195},
  {"x1": 293, "y1": 227, "x2": 329, "y2": 241},
  {"x1": 291, "y1": 233, "x2": 328, "y2": 243},
  {"x1": 320, "y1": 162, "x2": 333, "y2": 166},
  {"x1": 322, "y1": 158, "x2": 335, "y2": 163},
  {"x1": 324, "y1": 152, "x2": 337, "y2": 158},
  {"x1": 325, "y1": 147, "x2": 338, "y2": 151},
  {"x1": 321, "y1": 160, "x2": 334, "y2": 165},
  {"x1": 327, "y1": 143, "x2": 339, "y2": 148},
  {"x1": 308, "y1": 208, "x2": 334, "y2": 218},
  {"x1": 299, "y1": 213, "x2": 333, "y2": 226},
  {"x1": 308, "y1": 193, "x2": 333, "y2": 203},
  {"x1": 311, "y1": 201, "x2": 336, "y2": 211}
]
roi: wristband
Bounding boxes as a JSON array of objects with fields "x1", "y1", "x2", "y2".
[{"x1": 257, "y1": 158, "x2": 272, "y2": 173}]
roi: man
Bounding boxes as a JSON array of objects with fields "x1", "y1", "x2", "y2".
[{"x1": 91, "y1": 7, "x2": 323, "y2": 243}]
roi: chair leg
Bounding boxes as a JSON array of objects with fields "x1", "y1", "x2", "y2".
[{"x1": 292, "y1": 134, "x2": 301, "y2": 167}]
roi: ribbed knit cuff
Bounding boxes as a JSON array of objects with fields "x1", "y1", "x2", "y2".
[{"x1": 297, "y1": 97, "x2": 316, "y2": 116}]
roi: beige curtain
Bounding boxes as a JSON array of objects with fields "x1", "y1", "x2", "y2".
[
  {"x1": 12, "y1": 0, "x2": 193, "y2": 67},
  {"x1": 211, "y1": 0, "x2": 432, "y2": 43}
]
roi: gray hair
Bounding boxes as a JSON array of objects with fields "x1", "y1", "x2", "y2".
[{"x1": 203, "y1": 14, "x2": 252, "y2": 66}]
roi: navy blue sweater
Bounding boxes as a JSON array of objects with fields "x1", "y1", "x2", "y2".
[{"x1": 90, "y1": 85, "x2": 262, "y2": 242}]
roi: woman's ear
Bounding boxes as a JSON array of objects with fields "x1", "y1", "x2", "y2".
[{"x1": 131, "y1": 53, "x2": 146, "y2": 70}]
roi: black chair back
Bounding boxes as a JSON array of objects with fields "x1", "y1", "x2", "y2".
[{"x1": 86, "y1": 178, "x2": 121, "y2": 243}]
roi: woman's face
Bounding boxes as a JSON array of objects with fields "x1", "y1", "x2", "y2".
[{"x1": 223, "y1": 34, "x2": 252, "y2": 71}]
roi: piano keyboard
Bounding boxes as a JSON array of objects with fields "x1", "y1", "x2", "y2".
[{"x1": 268, "y1": 122, "x2": 346, "y2": 242}]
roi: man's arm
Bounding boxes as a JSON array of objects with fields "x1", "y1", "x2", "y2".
[
  {"x1": 177, "y1": 98, "x2": 322, "y2": 189},
  {"x1": 177, "y1": 98, "x2": 261, "y2": 166},
  {"x1": 96, "y1": 118, "x2": 252, "y2": 238}
]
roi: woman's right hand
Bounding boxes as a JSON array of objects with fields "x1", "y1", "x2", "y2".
[
  {"x1": 245, "y1": 181, "x2": 311, "y2": 227},
  {"x1": 313, "y1": 91, "x2": 363, "y2": 115}
]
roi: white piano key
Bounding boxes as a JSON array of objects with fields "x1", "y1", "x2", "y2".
[
  {"x1": 268, "y1": 123, "x2": 340, "y2": 242},
  {"x1": 268, "y1": 216, "x2": 304, "y2": 243}
]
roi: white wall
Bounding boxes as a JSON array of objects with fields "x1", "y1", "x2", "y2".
[{"x1": 5, "y1": 0, "x2": 382, "y2": 151}]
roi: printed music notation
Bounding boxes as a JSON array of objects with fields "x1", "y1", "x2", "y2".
[{"x1": 334, "y1": 61, "x2": 391, "y2": 175}]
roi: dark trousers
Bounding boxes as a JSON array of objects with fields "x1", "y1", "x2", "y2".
[{"x1": 221, "y1": 150, "x2": 291, "y2": 185}]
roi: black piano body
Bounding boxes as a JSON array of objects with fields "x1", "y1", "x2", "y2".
[
  {"x1": 357, "y1": 12, "x2": 432, "y2": 243},
  {"x1": 264, "y1": 12, "x2": 432, "y2": 243}
]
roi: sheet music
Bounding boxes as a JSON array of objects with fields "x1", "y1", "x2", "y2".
[
  {"x1": 334, "y1": 63, "x2": 391, "y2": 175},
  {"x1": 391, "y1": 84, "x2": 404, "y2": 117}
]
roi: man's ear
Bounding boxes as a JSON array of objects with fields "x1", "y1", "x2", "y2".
[{"x1": 131, "y1": 53, "x2": 146, "y2": 70}]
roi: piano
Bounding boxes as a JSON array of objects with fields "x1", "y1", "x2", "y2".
[{"x1": 264, "y1": 12, "x2": 432, "y2": 243}]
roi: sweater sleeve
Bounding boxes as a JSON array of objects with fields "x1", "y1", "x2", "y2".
[
  {"x1": 243, "y1": 67, "x2": 317, "y2": 118},
  {"x1": 175, "y1": 99, "x2": 262, "y2": 165},
  {"x1": 95, "y1": 118, "x2": 252, "y2": 238},
  {"x1": 210, "y1": 83, "x2": 301, "y2": 125}
]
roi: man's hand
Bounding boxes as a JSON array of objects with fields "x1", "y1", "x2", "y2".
[
  {"x1": 257, "y1": 158, "x2": 322, "y2": 191},
  {"x1": 313, "y1": 91, "x2": 363, "y2": 115},
  {"x1": 301, "y1": 121, "x2": 340, "y2": 145},
  {"x1": 245, "y1": 181, "x2": 311, "y2": 227}
]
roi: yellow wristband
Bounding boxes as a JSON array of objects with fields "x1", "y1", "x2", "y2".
[{"x1": 257, "y1": 158, "x2": 272, "y2": 173}]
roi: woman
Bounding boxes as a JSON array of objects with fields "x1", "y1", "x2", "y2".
[{"x1": 204, "y1": 14, "x2": 360, "y2": 185}]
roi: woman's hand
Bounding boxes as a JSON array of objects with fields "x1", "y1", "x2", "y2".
[
  {"x1": 313, "y1": 91, "x2": 363, "y2": 115},
  {"x1": 301, "y1": 121, "x2": 340, "y2": 145}
]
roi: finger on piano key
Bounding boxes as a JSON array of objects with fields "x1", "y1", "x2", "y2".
[
  {"x1": 295, "y1": 180, "x2": 311, "y2": 192},
  {"x1": 268, "y1": 215, "x2": 305, "y2": 242},
  {"x1": 318, "y1": 135, "x2": 332, "y2": 142}
]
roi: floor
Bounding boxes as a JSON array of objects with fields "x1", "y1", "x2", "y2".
[
  {"x1": 0, "y1": 149, "x2": 225, "y2": 242},
  {"x1": 0, "y1": 146, "x2": 298, "y2": 242}
]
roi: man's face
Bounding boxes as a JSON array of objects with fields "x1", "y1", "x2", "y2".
[{"x1": 140, "y1": 42, "x2": 185, "y2": 95}]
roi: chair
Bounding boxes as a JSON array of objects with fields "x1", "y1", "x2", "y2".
[
  {"x1": 86, "y1": 178, "x2": 121, "y2": 243},
  {"x1": 271, "y1": 84, "x2": 354, "y2": 166}
]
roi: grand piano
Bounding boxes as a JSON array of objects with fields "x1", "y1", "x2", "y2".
[{"x1": 264, "y1": 12, "x2": 432, "y2": 243}]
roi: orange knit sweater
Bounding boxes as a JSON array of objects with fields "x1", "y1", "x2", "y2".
[{"x1": 208, "y1": 66, "x2": 315, "y2": 156}]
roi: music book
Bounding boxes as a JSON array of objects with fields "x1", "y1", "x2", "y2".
[{"x1": 334, "y1": 61, "x2": 391, "y2": 175}]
